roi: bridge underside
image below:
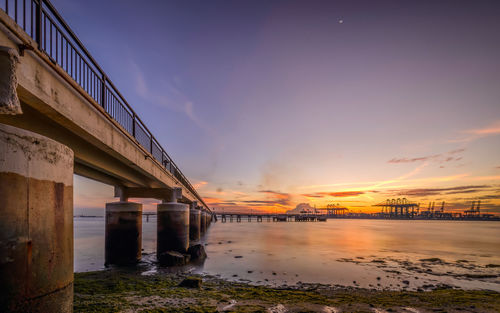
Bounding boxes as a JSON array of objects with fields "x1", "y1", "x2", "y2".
[{"x1": 0, "y1": 14, "x2": 204, "y2": 205}]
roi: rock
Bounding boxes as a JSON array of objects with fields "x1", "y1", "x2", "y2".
[
  {"x1": 419, "y1": 257, "x2": 443, "y2": 263},
  {"x1": 158, "y1": 251, "x2": 187, "y2": 266},
  {"x1": 187, "y1": 244, "x2": 207, "y2": 260},
  {"x1": 234, "y1": 255, "x2": 243, "y2": 258},
  {"x1": 179, "y1": 277, "x2": 202, "y2": 289}
]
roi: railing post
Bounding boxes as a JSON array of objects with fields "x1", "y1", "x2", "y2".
[
  {"x1": 150, "y1": 136, "x2": 153, "y2": 154},
  {"x1": 101, "y1": 74, "x2": 106, "y2": 110},
  {"x1": 35, "y1": 0, "x2": 42, "y2": 48},
  {"x1": 132, "y1": 113, "x2": 136, "y2": 137}
]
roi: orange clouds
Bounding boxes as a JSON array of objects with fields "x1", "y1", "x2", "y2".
[
  {"x1": 205, "y1": 190, "x2": 292, "y2": 213},
  {"x1": 319, "y1": 191, "x2": 365, "y2": 197},
  {"x1": 450, "y1": 120, "x2": 500, "y2": 142},
  {"x1": 193, "y1": 181, "x2": 208, "y2": 189},
  {"x1": 387, "y1": 149, "x2": 466, "y2": 164},
  {"x1": 259, "y1": 190, "x2": 290, "y2": 200},
  {"x1": 302, "y1": 191, "x2": 365, "y2": 198},
  {"x1": 465, "y1": 120, "x2": 500, "y2": 136}
]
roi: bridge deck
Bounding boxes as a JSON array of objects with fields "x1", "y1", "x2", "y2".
[{"x1": 0, "y1": 2, "x2": 207, "y2": 208}]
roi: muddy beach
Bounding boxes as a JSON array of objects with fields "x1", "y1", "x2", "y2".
[{"x1": 74, "y1": 269, "x2": 500, "y2": 312}]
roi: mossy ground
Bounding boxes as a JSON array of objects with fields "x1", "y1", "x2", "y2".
[{"x1": 74, "y1": 270, "x2": 500, "y2": 312}]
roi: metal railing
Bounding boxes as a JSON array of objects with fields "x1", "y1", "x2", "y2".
[{"x1": 1, "y1": 0, "x2": 209, "y2": 210}]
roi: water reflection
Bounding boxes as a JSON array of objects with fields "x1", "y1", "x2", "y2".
[{"x1": 75, "y1": 217, "x2": 500, "y2": 291}]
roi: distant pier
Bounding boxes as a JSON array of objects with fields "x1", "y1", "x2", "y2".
[{"x1": 216, "y1": 213, "x2": 328, "y2": 223}]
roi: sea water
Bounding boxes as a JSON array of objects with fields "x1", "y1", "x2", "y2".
[{"x1": 74, "y1": 217, "x2": 500, "y2": 291}]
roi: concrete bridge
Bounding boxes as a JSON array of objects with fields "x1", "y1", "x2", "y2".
[{"x1": 0, "y1": 1, "x2": 212, "y2": 311}]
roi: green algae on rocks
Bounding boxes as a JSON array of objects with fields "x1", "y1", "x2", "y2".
[{"x1": 74, "y1": 270, "x2": 500, "y2": 313}]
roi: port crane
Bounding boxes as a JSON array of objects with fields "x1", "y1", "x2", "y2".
[{"x1": 373, "y1": 198, "x2": 419, "y2": 217}]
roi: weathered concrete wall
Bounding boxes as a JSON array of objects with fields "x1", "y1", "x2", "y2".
[
  {"x1": 105, "y1": 202, "x2": 142, "y2": 266},
  {"x1": 157, "y1": 202, "x2": 189, "y2": 255},
  {"x1": 0, "y1": 123, "x2": 73, "y2": 312}
]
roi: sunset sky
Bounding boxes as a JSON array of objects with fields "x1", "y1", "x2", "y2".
[{"x1": 55, "y1": 0, "x2": 500, "y2": 214}]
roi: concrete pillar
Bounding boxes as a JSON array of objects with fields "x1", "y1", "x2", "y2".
[
  {"x1": 157, "y1": 190, "x2": 189, "y2": 255},
  {"x1": 105, "y1": 201, "x2": 142, "y2": 266},
  {"x1": 189, "y1": 202, "x2": 201, "y2": 243},
  {"x1": 206, "y1": 212, "x2": 211, "y2": 228},
  {"x1": 0, "y1": 47, "x2": 22, "y2": 114},
  {"x1": 200, "y1": 210, "x2": 207, "y2": 235},
  {"x1": 0, "y1": 123, "x2": 74, "y2": 312}
]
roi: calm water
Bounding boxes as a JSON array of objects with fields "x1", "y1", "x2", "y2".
[{"x1": 74, "y1": 217, "x2": 500, "y2": 291}]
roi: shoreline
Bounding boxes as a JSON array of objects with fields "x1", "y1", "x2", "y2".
[{"x1": 74, "y1": 269, "x2": 500, "y2": 312}]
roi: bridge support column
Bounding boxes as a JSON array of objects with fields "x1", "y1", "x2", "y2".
[
  {"x1": 200, "y1": 210, "x2": 207, "y2": 235},
  {"x1": 189, "y1": 202, "x2": 201, "y2": 243},
  {"x1": 0, "y1": 124, "x2": 74, "y2": 313},
  {"x1": 105, "y1": 201, "x2": 142, "y2": 266},
  {"x1": 157, "y1": 190, "x2": 189, "y2": 255}
]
